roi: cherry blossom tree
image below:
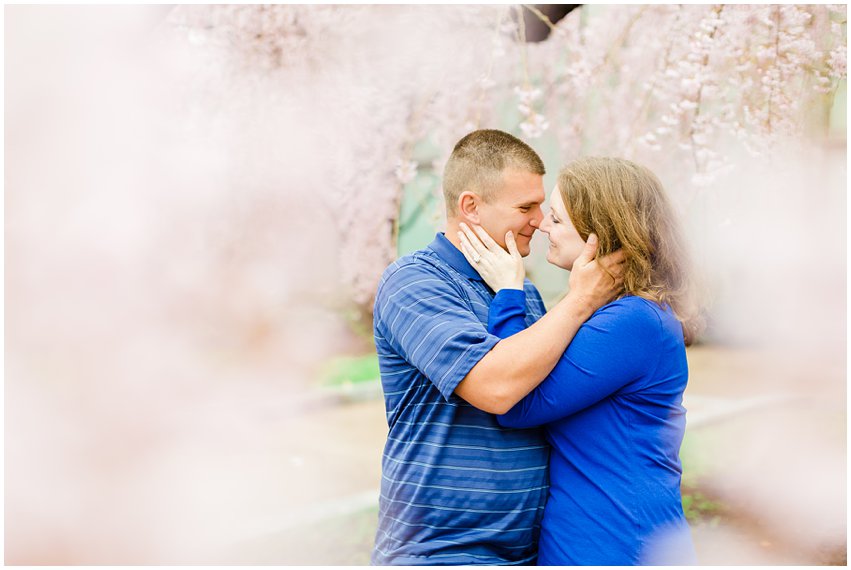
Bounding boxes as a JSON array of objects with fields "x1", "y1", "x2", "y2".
[
  {"x1": 167, "y1": 4, "x2": 846, "y2": 316},
  {"x1": 5, "y1": 6, "x2": 846, "y2": 564}
]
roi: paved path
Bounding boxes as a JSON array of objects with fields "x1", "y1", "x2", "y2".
[{"x1": 221, "y1": 344, "x2": 844, "y2": 565}]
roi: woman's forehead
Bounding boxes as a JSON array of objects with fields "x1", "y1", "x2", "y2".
[{"x1": 549, "y1": 187, "x2": 567, "y2": 211}]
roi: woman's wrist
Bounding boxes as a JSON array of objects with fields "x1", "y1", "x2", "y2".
[
  {"x1": 494, "y1": 284, "x2": 524, "y2": 291},
  {"x1": 494, "y1": 288, "x2": 526, "y2": 301},
  {"x1": 490, "y1": 276, "x2": 525, "y2": 291}
]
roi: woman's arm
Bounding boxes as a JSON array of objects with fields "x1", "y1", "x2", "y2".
[
  {"x1": 489, "y1": 293, "x2": 660, "y2": 429},
  {"x1": 454, "y1": 255, "x2": 615, "y2": 414},
  {"x1": 487, "y1": 288, "x2": 529, "y2": 337},
  {"x1": 454, "y1": 223, "x2": 627, "y2": 415}
]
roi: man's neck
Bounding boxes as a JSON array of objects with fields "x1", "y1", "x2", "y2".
[{"x1": 443, "y1": 218, "x2": 463, "y2": 250}]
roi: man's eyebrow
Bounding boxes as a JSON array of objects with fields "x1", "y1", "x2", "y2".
[{"x1": 516, "y1": 200, "x2": 542, "y2": 207}]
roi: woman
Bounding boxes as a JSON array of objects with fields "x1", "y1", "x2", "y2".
[{"x1": 457, "y1": 157, "x2": 702, "y2": 565}]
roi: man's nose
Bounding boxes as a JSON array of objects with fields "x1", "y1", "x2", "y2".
[{"x1": 529, "y1": 208, "x2": 544, "y2": 227}]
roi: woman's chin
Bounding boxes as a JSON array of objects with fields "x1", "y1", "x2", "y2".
[{"x1": 546, "y1": 250, "x2": 572, "y2": 271}]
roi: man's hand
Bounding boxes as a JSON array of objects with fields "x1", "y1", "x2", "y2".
[{"x1": 567, "y1": 234, "x2": 626, "y2": 315}]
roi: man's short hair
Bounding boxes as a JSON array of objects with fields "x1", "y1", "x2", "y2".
[{"x1": 442, "y1": 129, "x2": 546, "y2": 216}]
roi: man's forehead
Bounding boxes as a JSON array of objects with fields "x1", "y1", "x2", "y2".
[
  {"x1": 512, "y1": 185, "x2": 546, "y2": 205},
  {"x1": 515, "y1": 194, "x2": 545, "y2": 207},
  {"x1": 499, "y1": 169, "x2": 545, "y2": 202}
]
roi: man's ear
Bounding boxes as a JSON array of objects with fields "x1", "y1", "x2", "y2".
[{"x1": 458, "y1": 191, "x2": 481, "y2": 224}]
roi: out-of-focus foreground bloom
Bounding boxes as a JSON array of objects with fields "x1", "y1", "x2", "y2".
[{"x1": 5, "y1": 4, "x2": 846, "y2": 564}]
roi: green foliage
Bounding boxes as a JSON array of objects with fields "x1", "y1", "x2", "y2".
[
  {"x1": 681, "y1": 484, "x2": 724, "y2": 524},
  {"x1": 319, "y1": 353, "x2": 380, "y2": 387},
  {"x1": 679, "y1": 430, "x2": 727, "y2": 523}
]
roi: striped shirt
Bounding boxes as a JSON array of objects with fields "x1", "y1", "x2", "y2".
[{"x1": 371, "y1": 233, "x2": 549, "y2": 566}]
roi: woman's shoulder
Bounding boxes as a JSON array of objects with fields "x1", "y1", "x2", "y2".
[
  {"x1": 598, "y1": 294, "x2": 663, "y2": 315},
  {"x1": 588, "y1": 295, "x2": 669, "y2": 339}
]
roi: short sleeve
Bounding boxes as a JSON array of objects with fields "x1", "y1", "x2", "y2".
[{"x1": 374, "y1": 262, "x2": 501, "y2": 400}]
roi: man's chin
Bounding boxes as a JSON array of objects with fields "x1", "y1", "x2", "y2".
[{"x1": 517, "y1": 234, "x2": 535, "y2": 257}]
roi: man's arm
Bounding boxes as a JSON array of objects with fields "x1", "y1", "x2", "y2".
[
  {"x1": 495, "y1": 298, "x2": 657, "y2": 428},
  {"x1": 455, "y1": 236, "x2": 623, "y2": 414}
]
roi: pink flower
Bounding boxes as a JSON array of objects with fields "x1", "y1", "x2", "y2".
[
  {"x1": 394, "y1": 160, "x2": 418, "y2": 185},
  {"x1": 519, "y1": 113, "x2": 549, "y2": 139},
  {"x1": 828, "y1": 45, "x2": 847, "y2": 78}
]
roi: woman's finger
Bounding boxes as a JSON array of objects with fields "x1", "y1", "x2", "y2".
[
  {"x1": 459, "y1": 223, "x2": 488, "y2": 256},
  {"x1": 470, "y1": 224, "x2": 501, "y2": 251},
  {"x1": 457, "y1": 230, "x2": 475, "y2": 256},
  {"x1": 505, "y1": 230, "x2": 521, "y2": 259},
  {"x1": 458, "y1": 231, "x2": 483, "y2": 264},
  {"x1": 457, "y1": 233, "x2": 478, "y2": 265}
]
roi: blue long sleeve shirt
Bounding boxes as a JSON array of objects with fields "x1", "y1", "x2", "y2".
[{"x1": 490, "y1": 289, "x2": 696, "y2": 566}]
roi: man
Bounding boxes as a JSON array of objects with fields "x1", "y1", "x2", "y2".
[{"x1": 371, "y1": 130, "x2": 622, "y2": 565}]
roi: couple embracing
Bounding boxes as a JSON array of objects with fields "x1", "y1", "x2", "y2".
[{"x1": 371, "y1": 129, "x2": 701, "y2": 566}]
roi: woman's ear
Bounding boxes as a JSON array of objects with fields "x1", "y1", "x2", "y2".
[{"x1": 458, "y1": 191, "x2": 481, "y2": 224}]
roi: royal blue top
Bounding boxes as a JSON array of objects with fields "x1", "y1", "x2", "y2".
[
  {"x1": 491, "y1": 289, "x2": 697, "y2": 566},
  {"x1": 371, "y1": 234, "x2": 550, "y2": 565}
]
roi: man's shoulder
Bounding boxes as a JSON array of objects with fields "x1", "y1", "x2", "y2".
[
  {"x1": 379, "y1": 247, "x2": 439, "y2": 281},
  {"x1": 376, "y1": 248, "x2": 462, "y2": 299}
]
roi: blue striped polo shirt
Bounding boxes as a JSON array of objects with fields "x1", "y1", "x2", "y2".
[{"x1": 371, "y1": 232, "x2": 550, "y2": 566}]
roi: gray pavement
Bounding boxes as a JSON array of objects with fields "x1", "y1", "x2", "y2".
[{"x1": 221, "y1": 344, "x2": 845, "y2": 565}]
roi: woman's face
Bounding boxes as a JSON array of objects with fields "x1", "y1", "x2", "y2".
[{"x1": 539, "y1": 187, "x2": 587, "y2": 271}]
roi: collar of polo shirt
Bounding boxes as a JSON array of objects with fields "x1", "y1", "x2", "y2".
[{"x1": 428, "y1": 233, "x2": 485, "y2": 281}]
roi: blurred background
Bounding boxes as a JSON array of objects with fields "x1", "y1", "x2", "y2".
[{"x1": 5, "y1": 4, "x2": 846, "y2": 565}]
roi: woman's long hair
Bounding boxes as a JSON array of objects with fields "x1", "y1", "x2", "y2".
[{"x1": 558, "y1": 157, "x2": 704, "y2": 345}]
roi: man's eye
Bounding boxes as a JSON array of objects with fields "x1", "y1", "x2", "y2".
[{"x1": 519, "y1": 207, "x2": 531, "y2": 213}]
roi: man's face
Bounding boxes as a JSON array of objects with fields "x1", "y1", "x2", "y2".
[{"x1": 476, "y1": 168, "x2": 545, "y2": 257}]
